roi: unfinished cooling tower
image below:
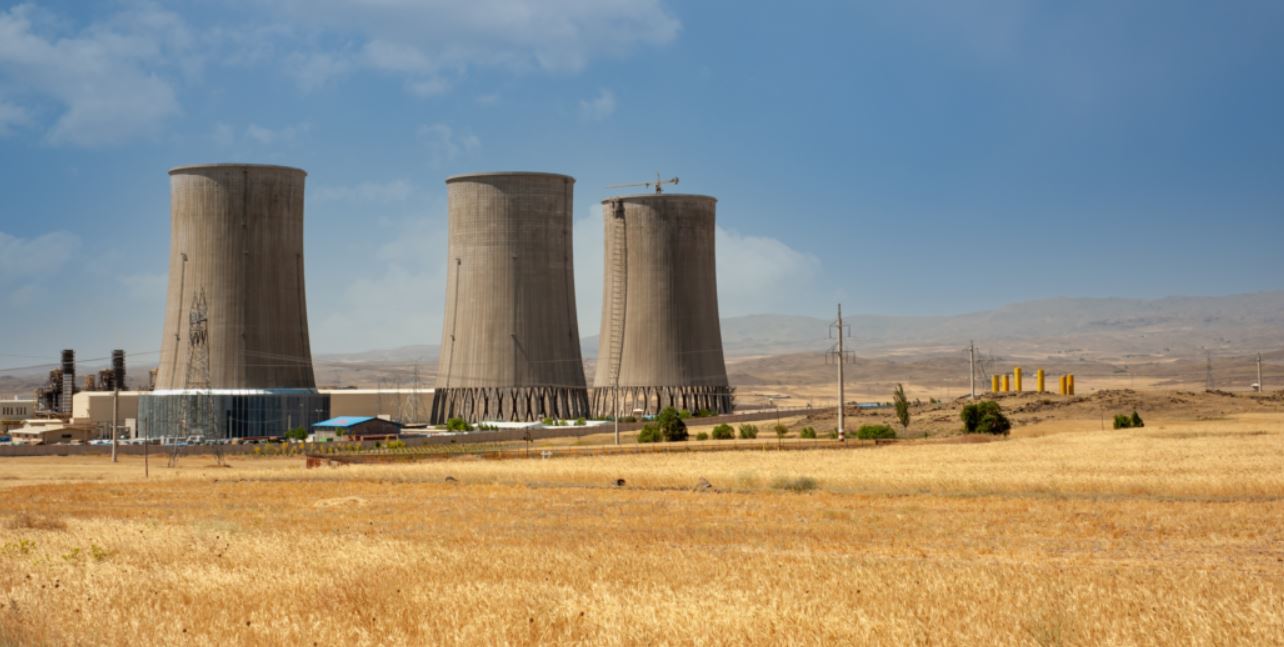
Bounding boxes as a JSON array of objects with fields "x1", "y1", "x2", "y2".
[
  {"x1": 430, "y1": 172, "x2": 590, "y2": 423},
  {"x1": 137, "y1": 164, "x2": 329, "y2": 439},
  {"x1": 592, "y1": 194, "x2": 733, "y2": 417}
]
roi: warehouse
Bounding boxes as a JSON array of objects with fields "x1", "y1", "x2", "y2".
[{"x1": 310, "y1": 416, "x2": 402, "y2": 441}]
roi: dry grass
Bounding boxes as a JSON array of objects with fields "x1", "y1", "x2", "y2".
[{"x1": 2, "y1": 412, "x2": 1283, "y2": 645}]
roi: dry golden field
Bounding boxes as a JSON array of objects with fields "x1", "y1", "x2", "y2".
[{"x1": 2, "y1": 407, "x2": 1283, "y2": 645}]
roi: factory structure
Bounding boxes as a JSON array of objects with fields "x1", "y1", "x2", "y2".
[
  {"x1": 137, "y1": 164, "x2": 330, "y2": 439},
  {"x1": 13, "y1": 164, "x2": 741, "y2": 440},
  {"x1": 592, "y1": 193, "x2": 733, "y2": 417},
  {"x1": 430, "y1": 172, "x2": 591, "y2": 424}
]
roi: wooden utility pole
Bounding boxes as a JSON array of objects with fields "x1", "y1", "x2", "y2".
[
  {"x1": 969, "y1": 341, "x2": 976, "y2": 400},
  {"x1": 829, "y1": 305, "x2": 851, "y2": 441},
  {"x1": 1258, "y1": 353, "x2": 1264, "y2": 392}
]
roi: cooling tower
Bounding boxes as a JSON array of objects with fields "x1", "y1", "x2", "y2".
[
  {"x1": 592, "y1": 194, "x2": 733, "y2": 417},
  {"x1": 430, "y1": 172, "x2": 590, "y2": 423},
  {"x1": 138, "y1": 164, "x2": 329, "y2": 439}
]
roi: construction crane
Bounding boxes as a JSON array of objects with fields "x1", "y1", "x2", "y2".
[{"x1": 608, "y1": 172, "x2": 679, "y2": 194}]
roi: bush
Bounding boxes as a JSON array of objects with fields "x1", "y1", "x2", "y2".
[
  {"x1": 961, "y1": 401, "x2": 1011, "y2": 435},
  {"x1": 696, "y1": 409, "x2": 715, "y2": 418},
  {"x1": 770, "y1": 476, "x2": 819, "y2": 493},
  {"x1": 1113, "y1": 414, "x2": 1133, "y2": 429},
  {"x1": 678, "y1": 409, "x2": 692, "y2": 419},
  {"x1": 773, "y1": 423, "x2": 789, "y2": 438},
  {"x1": 800, "y1": 427, "x2": 817, "y2": 439},
  {"x1": 540, "y1": 417, "x2": 555, "y2": 426},
  {"x1": 857, "y1": 424, "x2": 896, "y2": 440},
  {"x1": 636, "y1": 423, "x2": 662, "y2": 443},
  {"x1": 656, "y1": 407, "x2": 688, "y2": 442},
  {"x1": 386, "y1": 439, "x2": 406, "y2": 449},
  {"x1": 738, "y1": 424, "x2": 759, "y2": 439},
  {"x1": 696, "y1": 432, "x2": 709, "y2": 441},
  {"x1": 619, "y1": 416, "x2": 638, "y2": 424},
  {"x1": 446, "y1": 417, "x2": 473, "y2": 432},
  {"x1": 711, "y1": 424, "x2": 734, "y2": 440},
  {"x1": 284, "y1": 427, "x2": 308, "y2": 442},
  {"x1": 574, "y1": 417, "x2": 586, "y2": 426},
  {"x1": 1130, "y1": 411, "x2": 1144, "y2": 428}
]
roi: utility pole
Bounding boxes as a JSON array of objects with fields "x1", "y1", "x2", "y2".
[
  {"x1": 1205, "y1": 351, "x2": 1215, "y2": 391},
  {"x1": 111, "y1": 348, "x2": 124, "y2": 464},
  {"x1": 1257, "y1": 353, "x2": 1264, "y2": 393},
  {"x1": 613, "y1": 374, "x2": 620, "y2": 446},
  {"x1": 829, "y1": 304, "x2": 852, "y2": 441},
  {"x1": 968, "y1": 340, "x2": 976, "y2": 400}
]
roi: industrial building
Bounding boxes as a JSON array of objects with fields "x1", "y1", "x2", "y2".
[
  {"x1": 592, "y1": 193, "x2": 733, "y2": 416},
  {"x1": 137, "y1": 164, "x2": 329, "y2": 440},
  {"x1": 310, "y1": 416, "x2": 402, "y2": 441},
  {"x1": 430, "y1": 172, "x2": 590, "y2": 423}
]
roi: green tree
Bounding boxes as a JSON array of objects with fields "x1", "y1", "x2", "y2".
[
  {"x1": 799, "y1": 427, "x2": 817, "y2": 439},
  {"x1": 857, "y1": 424, "x2": 896, "y2": 440},
  {"x1": 711, "y1": 424, "x2": 734, "y2": 440},
  {"x1": 773, "y1": 423, "x2": 789, "y2": 447},
  {"x1": 637, "y1": 423, "x2": 662, "y2": 443},
  {"x1": 656, "y1": 407, "x2": 688, "y2": 442},
  {"x1": 284, "y1": 427, "x2": 308, "y2": 442},
  {"x1": 893, "y1": 383, "x2": 911, "y2": 436},
  {"x1": 1130, "y1": 411, "x2": 1144, "y2": 428},
  {"x1": 738, "y1": 423, "x2": 759, "y2": 439},
  {"x1": 961, "y1": 401, "x2": 1011, "y2": 435}
]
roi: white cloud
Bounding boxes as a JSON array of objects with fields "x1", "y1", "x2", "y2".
[
  {"x1": 259, "y1": 0, "x2": 680, "y2": 93},
  {"x1": 246, "y1": 122, "x2": 311, "y2": 145},
  {"x1": 313, "y1": 179, "x2": 415, "y2": 204},
  {"x1": 0, "y1": 99, "x2": 30, "y2": 136},
  {"x1": 715, "y1": 227, "x2": 824, "y2": 316},
  {"x1": 417, "y1": 123, "x2": 481, "y2": 167},
  {"x1": 286, "y1": 50, "x2": 354, "y2": 91},
  {"x1": 579, "y1": 88, "x2": 616, "y2": 120},
  {"x1": 313, "y1": 215, "x2": 449, "y2": 352},
  {"x1": 0, "y1": 230, "x2": 80, "y2": 282},
  {"x1": 0, "y1": 5, "x2": 188, "y2": 146}
]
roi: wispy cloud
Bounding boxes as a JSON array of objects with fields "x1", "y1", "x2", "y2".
[
  {"x1": 417, "y1": 123, "x2": 481, "y2": 167},
  {"x1": 313, "y1": 180, "x2": 415, "y2": 204},
  {"x1": 0, "y1": 4, "x2": 189, "y2": 146},
  {"x1": 579, "y1": 88, "x2": 616, "y2": 120}
]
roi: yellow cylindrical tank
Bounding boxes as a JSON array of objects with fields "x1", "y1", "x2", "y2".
[
  {"x1": 991, "y1": 375, "x2": 1000, "y2": 393},
  {"x1": 1014, "y1": 367, "x2": 1023, "y2": 392},
  {"x1": 1002, "y1": 374, "x2": 1010, "y2": 392},
  {"x1": 1058, "y1": 375, "x2": 1067, "y2": 395},
  {"x1": 1036, "y1": 369, "x2": 1045, "y2": 392},
  {"x1": 1068, "y1": 373, "x2": 1075, "y2": 395}
]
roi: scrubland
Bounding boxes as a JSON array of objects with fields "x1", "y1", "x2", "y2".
[{"x1": 2, "y1": 411, "x2": 1283, "y2": 645}]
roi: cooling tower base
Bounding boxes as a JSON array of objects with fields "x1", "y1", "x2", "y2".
[
  {"x1": 430, "y1": 387, "x2": 591, "y2": 424},
  {"x1": 138, "y1": 389, "x2": 330, "y2": 440},
  {"x1": 591, "y1": 385, "x2": 735, "y2": 418}
]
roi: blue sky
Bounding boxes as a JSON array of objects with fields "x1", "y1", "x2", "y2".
[{"x1": 1, "y1": 0, "x2": 1282, "y2": 366}]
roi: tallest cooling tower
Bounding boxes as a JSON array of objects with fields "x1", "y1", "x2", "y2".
[
  {"x1": 138, "y1": 164, "x2": 329, "y2": 439},
  {"x1": 431, "y1": 172, "x2": 590, "y2": 423},
  {"x1": 593, "y1": 193, "x2": 733, "y2": 417}
]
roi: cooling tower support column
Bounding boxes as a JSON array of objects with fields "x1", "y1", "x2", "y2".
[
  {"x1": 138, "y1": 164, "x2": 329, "y2": 440},
  {"x1": 431, "y1": 172, "x2": 590, "y2": 423},
  {"x1": 591, "y1": 193, "x2": 733, "y2": 417}
]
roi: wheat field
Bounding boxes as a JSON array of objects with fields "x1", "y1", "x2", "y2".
[{"x1": 2, "y1": 413, "x2": 1283, "y2": 645}]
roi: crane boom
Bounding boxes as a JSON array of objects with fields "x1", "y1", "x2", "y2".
[{"x1": 608, "y1": 172, "x2": 680, "y2": 194}]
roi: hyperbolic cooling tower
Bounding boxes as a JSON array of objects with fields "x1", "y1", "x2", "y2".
[
  {"x1": 138, "y1": 164, "x2": 329, "y2": 439},
  {"x1": 592, "y1": 194, "x2": 733, "y2": 417},
  {"x1": 430, "y1": 172, "x2": 590, "y2": 423}
]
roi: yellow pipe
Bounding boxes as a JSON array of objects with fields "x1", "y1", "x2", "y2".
[
  {"x1": 1002, "y1": 374, "x2": 1010, "y2": 392},
  {"x1": 1068, "y1": 373, "x2": 1075, "y2": 395},
  {"x1": 991, "y1": 375, "x2": 1000, "y2": 393},
  {"x1": 1014, "y1": 367, "x2": 1023, "y2": 392},
  {"x1": 1036, "y1": 369, "x2": 1045, "y2": 393}
]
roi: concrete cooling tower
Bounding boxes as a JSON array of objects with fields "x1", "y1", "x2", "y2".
[
  {"x1": 430, "y1": 172, "x2": 590, "y2": 423},
  {"x1": 138, "y1": 164, "x2": 329, "y2": 439},
  {"x1": 592, "y1": 194, "x2": 733, "y2": 417}
]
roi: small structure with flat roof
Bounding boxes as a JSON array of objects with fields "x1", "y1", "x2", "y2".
[{"x1": 310, "y1": 416, "x2": 401, "y2": 441}]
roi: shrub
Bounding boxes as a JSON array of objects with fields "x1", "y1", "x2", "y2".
[
  {"x1": 961, "y1": 401, "x2": 1011, "y2": 435},
  {"x1": 1130, "y1": 411, "x2": 1145, "y2": 428},
  {"x1": 574, "y1": 417, "x2": 586, "y2": 426},
  {"x1": 656, "y1": 407, "x2": 688, "y2": 442},
  {"x1": 619, "y1": 416, "x2": 638, "y2": 424},
  {"x1": 446, "y1": 418, "x2": 473, "y2": 432},
  {"x1": 770, "y1": 476, "x2": 819, "y2": 493},
  {"x1": 711, "y1": 424, "x2": 734, "y2": 440},
  {"x1": 386, "y1": 439, "x2": 406, "y2": 449},
  {"x1": 773, "y1": 423, "x2": 789, "y2": 439},
  {"x1": 678, "y1": 409, "x2": 692, "y2": 419},
  {"x1": 738, "y1": 424, "x2": 759, "y2": 439},
  {"x1": 540, "y1": 417, "x2": 555, "y2": 426},
  {"x1": 636, "y1": 423, "x2": 662, "y2": 443},
  {"x1": 857, "y1": 424, "x2": 896, "y2": 440},
  {"x1": 284, "y1": 427, "x2": 308, "y2": 441},
  {"x1": 800, "y1": 427, "x2": 817, "y2": 439},
  {"x1": 696, "y1": 432, "x2": 709, "y2": 441},
  {"x1": 697, "y1": 409, "x2": 715, "y2": 418},
  {"x1": 1113, "y1": 414, "x2": 1133, "y2": 430}
]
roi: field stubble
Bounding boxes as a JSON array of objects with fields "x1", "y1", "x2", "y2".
[{"x1": 2, "y1": 413, "x2": 1283, "y2": 645}]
